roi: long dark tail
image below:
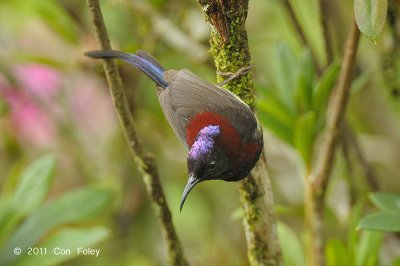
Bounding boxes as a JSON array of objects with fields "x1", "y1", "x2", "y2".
[{"x1": 85, "y1": 50, "x2": 169, "y2": 89}]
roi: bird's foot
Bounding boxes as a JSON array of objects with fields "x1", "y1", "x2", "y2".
[{"x1": 216, "y1": 65, "x2": 252, "y2": 87}]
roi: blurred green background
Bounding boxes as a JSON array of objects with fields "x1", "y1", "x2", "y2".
[{"x1": 0, "y1": 0, "x2": 399, "y2": 265}]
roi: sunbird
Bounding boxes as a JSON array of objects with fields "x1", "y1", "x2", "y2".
[{"x1": 85, "y1": 50, "x2": 263, "y2": 211}]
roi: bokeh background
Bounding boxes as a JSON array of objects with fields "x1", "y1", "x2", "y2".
[{"x1": 0, "y1": 0, "x2": 399, "y2": 265}]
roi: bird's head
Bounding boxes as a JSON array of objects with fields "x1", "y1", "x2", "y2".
[{"x1": 180, "y1": 125, "x2": 236, "y2": 211}]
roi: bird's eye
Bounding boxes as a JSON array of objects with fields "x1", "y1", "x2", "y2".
[{"x1": 209, "y1": 161, "x2": 216, "y2": 170}]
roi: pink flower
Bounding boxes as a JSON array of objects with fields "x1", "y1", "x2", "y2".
[
  {"x1": 4, "y1": 88, "x2": 56, "y2": 147},
  {"x1": 14, "y1": 64, "x2": 61, "y2": 100},
  {"x1": 0, "y1": 68, "x2": 57, "y2": 148}
]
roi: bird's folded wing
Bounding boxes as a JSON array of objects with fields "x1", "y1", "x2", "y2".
[{"x1": 159, "y1": 69, "x2": 258, "y2": 148}]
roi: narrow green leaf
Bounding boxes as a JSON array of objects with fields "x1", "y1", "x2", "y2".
[
  {"x1": 277, "y1": 222, "x2": 305, "y2": 266},
  {"x1": 1, "y1": 159, "x2": 26, "y2": 199},
  {"x1": 293, "y1": 111, "x2": 316, "y2": 167},
  {"x1": 275, "y1": 42, "x2": 299, "y2": 112},
  {"x1": 348, "y1": 199, "x2": 365, "y2": 263},
  {"x1": 0, "y1": 188, "x2": 114, "y2": 265},
  {"x1": 13, "y1": 53, "x2": 65, "y2": 69},
  {"x1": 258, "y1": 103, "x2": 294, "y2": 144},
  {"x1": 355, "y1": 231, "x2": 382, "y2": 266},
  {"x1": 295, "y1": 50, "x2": 315, "y2": 112},
  {"x1": 16, "y1": 227, "x2": 110, "y2": 266},
  {"x1": 0, "y1": 155, "x2": 55, "y2": 245},
  {"x1": 0, "y1": 204, "x2": 19, "y2": 247},
  {"x1": 312, "y1": 61, "x2": 340, "y2": 114},
  {"x1": 358, "y1": 212, "x2": 400, "y2": 232},
  {"x1": 258, "y1": 91, "x2": 296, "y2": 145},
  {"x1": 369, "y1": 192, "x2": 400, "y2": 212},
  {"x1": 12, "y1": 155, "x2": 55, "y2": 214},
  {"x1": 258, "y1": 98, "x2": 296, "y2": 130},
  {"x1": 325, "y1": 239, "x2": 349, "y2": 266},
  {"x1": 354, "y1": 0, "x2": 388, "y2": 42}
]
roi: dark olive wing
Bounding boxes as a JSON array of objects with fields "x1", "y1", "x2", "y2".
[{"x1": 158, "y1": 69, "x2": 259, "y2": 148}]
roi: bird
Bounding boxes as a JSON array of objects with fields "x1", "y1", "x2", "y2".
[{"x1": 85, "y1": 50, "x2": 263, "y2": 211}]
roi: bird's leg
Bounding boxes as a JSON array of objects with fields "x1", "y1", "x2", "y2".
[{"x1": 216, "y1": 65, "x2": 252, "y2": 87}]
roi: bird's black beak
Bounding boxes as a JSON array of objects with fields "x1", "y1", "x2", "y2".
[{"x1": 180, "y1": 175, "x2": 201, "y2": 212}]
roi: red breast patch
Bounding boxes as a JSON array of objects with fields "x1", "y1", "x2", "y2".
[{"x1": 186, "y1": 112, "x2": 240, "y2": 157}]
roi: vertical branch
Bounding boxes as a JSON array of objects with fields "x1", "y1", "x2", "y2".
[
  {"x1": 318, "y1": 0, "x2": 334, "y2": 64},
  {"x1": 304, "y1": 170, "x2": 320, "y2": 266},
  {"x1": 241, "y1": 154, "x2": 281, "y2": 266},
  {"x1": 86, "y1": 1, "x2": 188, "y2": 265},
  {"x1": 308, "y1": 19, "x2": 360, "y2": 266},
  {"x1": 198, "y1": 1, "x2": 282, "y2": 265},
  {"x1": 312, "y1": 20, "x2": 360, "y2": 199}
]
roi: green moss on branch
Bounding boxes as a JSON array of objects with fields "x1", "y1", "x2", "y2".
[{"x1": 198, "y1": 1, "x2": 281, "y2": 265}]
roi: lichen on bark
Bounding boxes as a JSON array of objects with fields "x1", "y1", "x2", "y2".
[{"x1": 205, "y1": 0, "x2": 255, "y2": 108}]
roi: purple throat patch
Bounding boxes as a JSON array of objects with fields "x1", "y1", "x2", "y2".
[{"x1": 188, "y1": 125, "x2": 220, "y2": 160}]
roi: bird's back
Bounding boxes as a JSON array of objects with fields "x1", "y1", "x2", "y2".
[{"x1": 158, "y1": 69, "x2": 261, "y2": 149}]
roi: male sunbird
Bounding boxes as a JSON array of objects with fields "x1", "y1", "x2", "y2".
[{"x1": 85, "y1": 50, "x2": 263, "y2": 211}]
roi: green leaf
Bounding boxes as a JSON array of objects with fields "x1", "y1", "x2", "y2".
[
  {"x1": 1, "y1": 159, "x2": 26, "y2": 199},
  {"x1": 35, "y1": 1, "x2": 79, "y2": 44},
  {"x1": 293, "y1": 111, "x2": 316, "y2": 167},
  {"x1": 325, "y1": 239, "x2": 349, "y2": 266},
  {"x1": 355, "y1": 231, "x2": 382, "y2": 266},
  {"x1": 258, "y1": 102, "x2": 294, "y2": 144},
  {"x1": 258, "y1": 98, "x2": 296, "y2": 130},
  {"x1": 0, "y1": 187, "x2": 114, "y2": 265},
  {"x1": 12, "y1": 155, "x2": 55, "y2": 214},
  {"x1": 348, "y1": 199, "x2": 365, "y2": 263},
  {"x1": 358, "y1": 212, "x2": 400, "y2": 232},
  {"x1": 0, "y1": 0, "x2": 79, "y2": 44},
  {"x1": 13, "y1": 53, "x2": 66, "y2": 69},
  {"x1": 24, "y1": 0, "x2": 79, "y2": 44},
  {"x1": 275, "y1": 42, "x2": 299, "y2": 112},
  {"x1": 369, "y1": 192, "x2": 400, "y2": 212},
  {"x1": 258, "y1": 91, "x2": 296, "y2": 144},
  {"x1": 0, "y1": 155, "x2": 55, "y2": 245},
  {"x1": 16, "y1": 227, "x2": 110, "y2": 266},
  {"x1": 277, "y1": 222, "x2": 305, "y2": 266},
  {"x1": 312, "y1": 62, "x2": 340, "y2": 114},
  {"x1": 295, "y1": 50, "x2": 315, "y2": 112},
  {"x1": 354, "y1": 0, "x2": 388, "y2": 42}
]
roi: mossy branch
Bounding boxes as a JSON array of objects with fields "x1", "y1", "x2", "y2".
[
  {"x1": 198, "y1": 1, "x2": 281, "y2": 265},
  {"x1": 86, "y1": 1, "x2": 188, "y2": 265}
]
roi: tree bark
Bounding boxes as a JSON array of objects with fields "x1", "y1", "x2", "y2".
[
  {"x1": 198, "y1": 1, "x2": 282, "y2": 265},
  {"x1": 86, "y1": 1, "x2": 188, "y2": 265}
]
